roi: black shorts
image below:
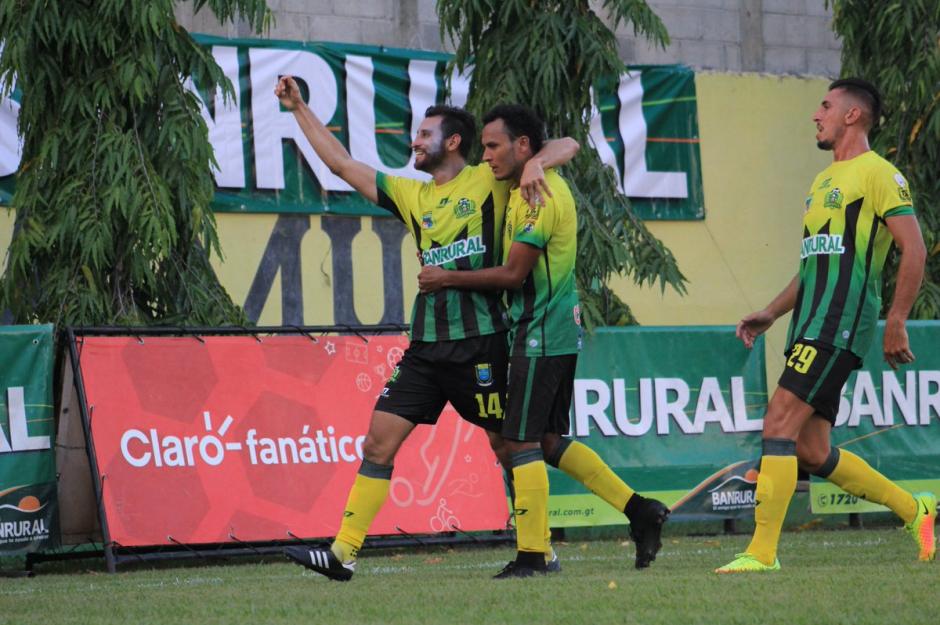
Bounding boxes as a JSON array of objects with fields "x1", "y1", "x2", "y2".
[
  {"x1": 777, "y1": 339, "x2": 861, "y2": 423},
  {"x1": 374, "y1": 333, "x2": 508, "y2": 433},
  {"x1": 502, "y1": 354, "x2": 577, "y2": 442}
]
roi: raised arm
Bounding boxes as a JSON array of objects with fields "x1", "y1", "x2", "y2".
[
  {"x1": 418, "y1": 241, "x2": 541, "y2": 293},
  {"x1": 736, "y1": 275, "x2": 800, "y2": 349},
  {"x1": 882, "y1": 214, "x2": 927, "y2": 369},
  {"x1": 275, "y1": 76, "x2": 378, "y2": 204},
  {"x1": 519, "y1": 138, "x2": 580, "y2": 207}
]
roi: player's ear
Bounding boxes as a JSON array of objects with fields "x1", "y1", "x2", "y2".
[
  {"x1": 844, "y1": 104, "x2": 863, "y2": 126},
  {"x1": 446, "y1": 133, "x2": 462, "y2": 154}
]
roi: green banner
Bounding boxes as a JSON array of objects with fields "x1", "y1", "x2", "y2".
[
  {"x1": 548, "y1": 327, "x2": 767, "y2": 526},
  {"x1": 0, "y1": 37, "x2": 703, "y2": 220},
  {"x1": 0, "y1": 325, "x2": 58, "y2": 554},
  {"x1": 810, "y1": 321, "x2": 940, "y2": 514}
]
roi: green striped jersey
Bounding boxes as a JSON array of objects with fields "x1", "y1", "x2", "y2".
[
  {"x1": 376, "y1": 165, "x2": 510, "y2": 342},
  {"x1": 787, "y1": 150, "x2": 914, "y2": 357},
  {"x1": 503, "y1": 169, "x2": 581, "y2": 356}
]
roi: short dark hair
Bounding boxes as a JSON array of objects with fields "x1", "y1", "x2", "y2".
[
  {"x1": 482, "y1": 104, "x2": 545, "y2": 154},
  {"x1": 829, "y1": 77, "x2": 881, "y2": 129},
  {"x1": 424, "y1": 105, "x2": 476, "y2": 158}
]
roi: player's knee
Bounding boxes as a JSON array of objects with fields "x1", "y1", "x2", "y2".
[
  {"x1": 486, "y1": 434, "x2": 512, "y2": 469},
  {"x1": 361, "y1": 435, "x2": 396, "y2": 465},
  {"x1": 540, "y1": 433, "x2": 560, "y2": 455},
  {"x1": 796, "y1": 441, "x2": 828, "y2": 473}
]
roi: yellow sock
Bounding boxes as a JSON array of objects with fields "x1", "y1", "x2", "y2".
[
  {"x1": 544, "y1": 514, "x2": 553, "y2": 562},
  {"x1": 746, "y1": 451, "x2": 797, "y2": 565},
  {"x1": 827, "y1": 449, "x2": 917, "y2": 523},
  {"x1": 512, "y1": 451, "x2": 549, "y2": 554},
  {"x1": 558, "y1": 440, "x2": 635, "y2": 511},
  {"x1": 333, "y1": 461, "x2": 392, "y2": 562}
]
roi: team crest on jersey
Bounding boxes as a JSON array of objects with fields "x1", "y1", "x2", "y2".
[
  {"x1": 896, "y1": 174, "x2": 911, "y2": 202},
  {"x1": 422, "y1": 212, "x2": 434, "y2": 229},
  {"x1": 823, "y1": 187, "x2": 843, "y2": 210},
  {"x1": 475, "y1": 363, "x2": 493, "y2": 387},
  {"x1": 524, "y1": 204, "x2": 541, "y2": 220},
  {"x1": 453, "y1": 198, "x2": 476, "y2": 218}
]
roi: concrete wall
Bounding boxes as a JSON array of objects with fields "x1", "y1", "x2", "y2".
[{"x1": 175, "y1": 0, "x2": 842, "y2": 76}]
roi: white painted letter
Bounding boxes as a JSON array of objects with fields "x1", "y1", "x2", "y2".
[
  {"x1": 250, "y1": 48, "x2": 351, "y2": 191},
  {"x1": 573, "y1": 379, "x2": 617, "y2": 436}
]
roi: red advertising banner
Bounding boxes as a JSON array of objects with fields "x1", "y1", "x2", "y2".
[{"x1": 74, "y1": 335, "x2": 508, "y2": 548}]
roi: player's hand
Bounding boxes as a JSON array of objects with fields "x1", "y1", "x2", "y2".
[
  {"x1": 519, "y1": 159, "x2": 551, "y2": 208},
  {"x1": 418, "y1": 265, "x2": 448, "y2": 293},
  {"x1": 883, "y1": 316, "x2": 914, "y2": 370},
  {"x1": 275, "y1": 76, "x2": 303, "y2": 111},
  {"x1": 735, "y1": 309, "x2": 775, "y2": 349}
]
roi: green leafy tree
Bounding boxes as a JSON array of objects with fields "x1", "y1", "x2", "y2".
[
  {"x1": 0, "y1": 1, "x2": 271, "y2": 326},
  {"x1": 437, "y1": 0, "x2": 686, "y2": 327},
  {"x1": 827, "y1": 0, "x2": 940, "y2": 318}
]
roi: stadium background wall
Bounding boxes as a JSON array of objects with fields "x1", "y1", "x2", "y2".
[{"x1": 0, "y1": 73, "x2": 830, "y2": 386}]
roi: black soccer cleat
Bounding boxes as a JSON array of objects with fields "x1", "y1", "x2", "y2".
[
  {"x1": 545, "y1": 549, "x2": 562, "y2": 573},
  {"x1": 285, "y1": 545, "x2": 356, "y2": 581},
  {"x1": 628, "y1": 498, "x2": 670, "y2": 569},
  {"x1": 493, "y1": 559, "x2": 548, "y2": 579}
]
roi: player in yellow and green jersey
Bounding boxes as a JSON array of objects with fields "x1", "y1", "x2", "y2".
[
  {"x1": 274, "y1": 77, "x2": 580, "y2": 581},
  {"x1": 420, "y1": 104, "x2": 670, "y2": 577},
  {"x1": 717, "y1": 78, "x2": 935, "y2": 574}
]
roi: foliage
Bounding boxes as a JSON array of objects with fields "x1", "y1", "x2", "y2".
[
  {"x1": 0, "y1": 1, "x2": 271, "y2": 327},
  {"x1": 827, "y1": 0, "x2": 940, "y2": 318},
  {"x1": 438, "y1": 0, "x2": 686, "y2": 328}
]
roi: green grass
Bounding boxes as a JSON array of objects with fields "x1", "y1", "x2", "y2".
[{"x1": 0, "y1": 527, "x2": 933, "y2": 625}]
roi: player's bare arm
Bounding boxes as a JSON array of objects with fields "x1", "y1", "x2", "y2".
[
  {"x1": 882, "y1": 214, "x2": 927, "y2": 369},
  {"x1": 418, "y1": 241, "x2": 542, "y2": 294},
  {"x1": 736, "y1": 276, "x2": 799, "y2": 349},
  {"x1": 275, "y1": 75, "x2": 378, "y2": 203},
  {"x1": 519, "y1": 138, "x2": 579, "y2": 208}
]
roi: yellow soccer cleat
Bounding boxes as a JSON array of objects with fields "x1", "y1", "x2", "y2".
[
  {"x1": 905, "y1": 492, "x2": 937, "y2": 562},
  {"x1": 715, "y1": 552, "x2": 781, "y2": 574}
]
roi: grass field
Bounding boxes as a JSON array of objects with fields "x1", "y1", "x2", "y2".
[{"x1": 0, "y1": 525, "x2": 933, "y2": 625}]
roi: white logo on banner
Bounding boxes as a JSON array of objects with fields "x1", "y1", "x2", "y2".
[
  {"x1": 0, "y1": 89, "x2": 22, "y2": 178},
  {"x1": 0, "y1": 387, "x2": 51, "y2": 453},
  {"x1": 573, "y1": 370, "x2": 940, "y2": 438},
  {"x1": 119, "y1": 411, "x2": 365, "y2": 469},
  {"x1": 0, "y1": 47, "x2": 690, "y2": 201}
]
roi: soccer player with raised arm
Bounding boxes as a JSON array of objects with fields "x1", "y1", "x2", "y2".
[
  {"x1": 419, "y1": 105, "x2": 670, "y2": 577},
  {"x1": 274, "y1": 76, "x2": 579, "y2": 581},
  {"x1": 716, "y1": 78, "x2": 935, "y2": 573}
]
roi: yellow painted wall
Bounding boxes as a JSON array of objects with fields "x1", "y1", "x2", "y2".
[
  {"x1": 1, "y1": 73, "x2": 834, "y2": 383},
  {"x1": 612, "y1": 73, "x2": 831, "y2": 383},
  {"x1": 0, "y1": 208, "x2": 12, "y2": 266}
]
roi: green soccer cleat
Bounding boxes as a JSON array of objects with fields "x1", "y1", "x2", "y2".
[
  {"x1": 905, "y1": 492, "x2": 937, "y2": 562},
  {"x1": 714, "y1": 553, "x2": 781, "y2": 574}
]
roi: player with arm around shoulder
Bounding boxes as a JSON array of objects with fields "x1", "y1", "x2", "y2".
[
  {"x1": 274, "y1": 77, "x2": 581, "y2": 580},
  {"x1": 421, "y1": 104, "x2": 670, "y2": 577}
]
